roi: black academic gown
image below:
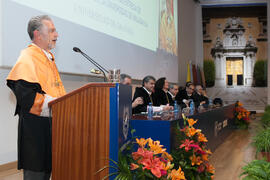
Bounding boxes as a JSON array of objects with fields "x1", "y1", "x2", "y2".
[
  {"x1": 193, "y1": 92, "x2": 209, "y2": 108},
  {"x1": 7, "y1": 80, "x2": 52, "y2": 172},
  {"x1": 153, "y1": 89, "x2": 174, "y2": 106},
  {"x1": 132, "y1": 87, "x2": 154, "y2": 114},
  {"x1": 175, "y1": 89, "x2": 195, "y2": 108}
]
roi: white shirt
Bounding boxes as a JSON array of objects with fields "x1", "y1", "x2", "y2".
[
  {"x1": 168, "y1": 91, "x2": 175, "y2": 99},
  {"x1": 32, "y1": 43, "x2": 53, "y2": 61}
]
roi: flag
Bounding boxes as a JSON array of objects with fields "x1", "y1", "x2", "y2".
[
  {"x1": 201, "y1": 67, "x2": 206, "y2": 88},
  {"x1": 197, "y1": 65, "x2": 202, "y2": 85},
  {"x1": 187, "y1": 62, "x2": 191, "y2": 82},
  {"x1": 192, "y1": 64, "x2": 198, "y2": 85}
]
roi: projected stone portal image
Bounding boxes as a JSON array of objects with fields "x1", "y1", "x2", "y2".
[{"x1": 203, "y1": 6, "x2": 267, "y2": 87}]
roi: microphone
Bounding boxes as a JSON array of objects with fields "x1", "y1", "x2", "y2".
[{"x1": 73, "y1": 47, "x2": 109, "y2": 82}]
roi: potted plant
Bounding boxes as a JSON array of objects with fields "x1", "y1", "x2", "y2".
[
  {"x1": 252, "y1": 128, "x2": 270, "y2": 161},
  {"x1": 240, "y1": 159, "x2": 270, "y2": 179},
  {"x1": 253, "y1": 60, "x2": 267, "y2": 87},
  {"x1": 171, "y1": 115, "x2": 214, "y2": 180},
  {"x1": 234, "y1": 101, "x2": 250, "y2": 129},
  {"x1": 261, "y1": 106, "x2": 270, "y2": 129},
  {"x1": 203, "y1": 60, "x2": 215, "y2": 87},
  {"x1": 97, "y1": 137, "x2": 186, "y2": 180}
]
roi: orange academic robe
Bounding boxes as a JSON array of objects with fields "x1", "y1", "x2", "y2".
[
  {"x1": 6, "y1": 44, "x2": 65, "y2": 172},
  {"x1": 7, "y1": 44, "x2": 66, "y2": 115}
]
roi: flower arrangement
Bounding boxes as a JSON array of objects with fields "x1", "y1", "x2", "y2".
[
  {"x1": 98, "y1": 115, "x2": 215, "y2": 180},
  {"x1": 99, "y1": 137, "x2": 186, "y2": 180},
  {"x1": 171, "y1": 115, "x2": 215, "y2": 180},
  {"x1": 130, "y1": 138, "x2": 186, "y2": 180},
  {"x1": 235, "y1": 101, "x2": 250, "y2": 129}
]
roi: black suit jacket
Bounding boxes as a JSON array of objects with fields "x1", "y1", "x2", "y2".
[
  {"x1": 132, "y1": 87, "x2": 153, "y2": 114},
  {"x1": 153, "y1": 89, "x2": 174, "y2": 106},
  {"x1": 175, "y1": 89, "x2": 195, "y2": 108},
  {"x1": 193, "y1": 92, "x2": 209, "y2": 107}
]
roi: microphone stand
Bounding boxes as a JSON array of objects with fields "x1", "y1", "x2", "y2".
[{"x1": 74, "y1": 48, "x2": 109, "y2": 82}]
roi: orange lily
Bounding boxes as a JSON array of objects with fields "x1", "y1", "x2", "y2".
[
  {"x1": 148, "y1": 138, "x2": 166, "y2": 154},
  {"x1": 237, "y1": 114, "x2": 242, "y2": 119},
  {"x1": 238, "y1": 101, "x2": 243, "y2": 106},
  {"x1": 136, "y1": 138, "x2": 148, "y2": 148},
  {"x1": 162, "y1": 151, "x2": 173, "y2": 161},
  {"x1": 162, "y1": 161, "x2": 173, "y2": 171},
  {"x1": 186, "y1": 127, "x2": 201, "y2": 137},
  {"x1": 190, "y1": 154, "x2": 203, "y2": 166},
  {"x1": 205, "y1": 149, "x2": 212, "y2": 155},
  {"x1": 141, "y1": 157, "x2": 164, "y2": 178},
  {"x1": 198, "y1": 132, "x2": 208, "y2": 142},
  {"x1": 130, "y1": 163, "x2": 139, "y2": 170},
  {"x1": 167, "y1": 167, "x2": 186, "y2": 180},
  {"x1": 205, "y1": 163, "x2": 215, "y2": 174},
  {"x1": 132, "y1": 148, "x2": 153, "y2": 163},
  {"x1": 187, "y1": 118, "x2": 197, "y2": 127},
  {"x1": 202, "y1": 154, "x2": 209, "y2": 161}
]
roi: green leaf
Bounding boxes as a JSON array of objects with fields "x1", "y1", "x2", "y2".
[
  {"x1": 101, "y1": 172, "x2": 119, "y2": 180},
  {"x1": 95, "y1": 165, "x2": 118, "y2": 175},
  {"x1": 240, "y1": 160, "x2": 270, "y2": 179}
]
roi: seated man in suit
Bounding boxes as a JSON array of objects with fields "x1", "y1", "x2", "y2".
[
  {"x1": 175, "y1": 81, "x2": 196, "y2": 108},
  {"x1": 132, "y1": 75, "x2": 171, "y2": 114},
  {"x1": 168, "y1": 84, "x2": 179, "y2": 101},
  {"x1": 120, "y1": 73, "x2": 143, "y2": 109},
  {"x1": 193, "y1": 84, "x2": 209, "y2": 108}
]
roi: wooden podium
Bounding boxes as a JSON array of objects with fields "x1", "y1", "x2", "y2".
[{"x1": 49, "y1": 83, "x2": 132, "y2": 180}]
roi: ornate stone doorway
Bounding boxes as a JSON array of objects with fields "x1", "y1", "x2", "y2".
[
  {"x1": 210, "y1": 17, "x2": 257, "y2": 87},
  {"x1": 226, "y1": 57, "x2": 243, "y2": 86}
]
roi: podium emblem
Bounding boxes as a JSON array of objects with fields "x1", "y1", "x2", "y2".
[{"x1": 122, "y1": 106, "x2": 130, "y2": 140}]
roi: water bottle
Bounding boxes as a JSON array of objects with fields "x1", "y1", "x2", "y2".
[
  {"x1": 174, "y1": 101, "x2": 179, "y2": 114},
  {"x1": 147, "y1": 102, "x2": 153, "y2": 119},
  {"x1": 189, "y1": 100, "x2": 194, "y2": 115},
  {"x1": 209, "y1": 98, "x2": 213, "y2": 108}
]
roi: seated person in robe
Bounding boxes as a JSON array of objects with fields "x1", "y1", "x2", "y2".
[
  {"x1": 213, "y1": 98, "x2": 223, "y2": 107},
  {"x1": 175, "y1": 81, "x2": 196, "y2": 108},
  {"x1": 120, "y1": 73, "x2": 143, "y2": 109},
  {"x1": 193, "y1": 84, "x2": 209, "y2": 108},
  {"x1": 153, "y1": 77, "x2": 174, "y2": 106},
  {"x1": 132, "y1": 75, "x2": 171, "y2": 114},
  {"x1": 168, "y1": 84, "x2": 179, "y2": 101}
]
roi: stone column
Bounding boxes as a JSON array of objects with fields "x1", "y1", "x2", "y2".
[
  {"x1": 244, "y1": 52, "x2": 255, "y2": 86},
  {"x1": 214, "y1": 53, "x2": 225, "y2": 87},
  {"x1": 245, "y1": 55, "x2": 251, "y2": 86}
]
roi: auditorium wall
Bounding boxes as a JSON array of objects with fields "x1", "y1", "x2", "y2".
[{"x1": 178, "y1": 0, "x2": 204, "y2": 85}]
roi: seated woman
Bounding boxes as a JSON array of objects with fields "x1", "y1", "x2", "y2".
[{"x1": 153, "y1": 77, "x2": 174, "y2": 107}]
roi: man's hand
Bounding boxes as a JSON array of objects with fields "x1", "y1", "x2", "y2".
[
  {"x1": 40, "y1": 94, "x2": 56, "y2": 117},
  {"x1": 132, "y1": 97, "x2": 143, "y2": 108},
  {"x1": 162, "y1": 104, "x2": 173, "y2": 111},
  {"x1": 200, "y1": 101, "x2": 206, "y2": 105}
]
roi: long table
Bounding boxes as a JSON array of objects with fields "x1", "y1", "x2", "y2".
[{"x1": 130, "y1": 104, "x2": 235, "y2": 152}]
